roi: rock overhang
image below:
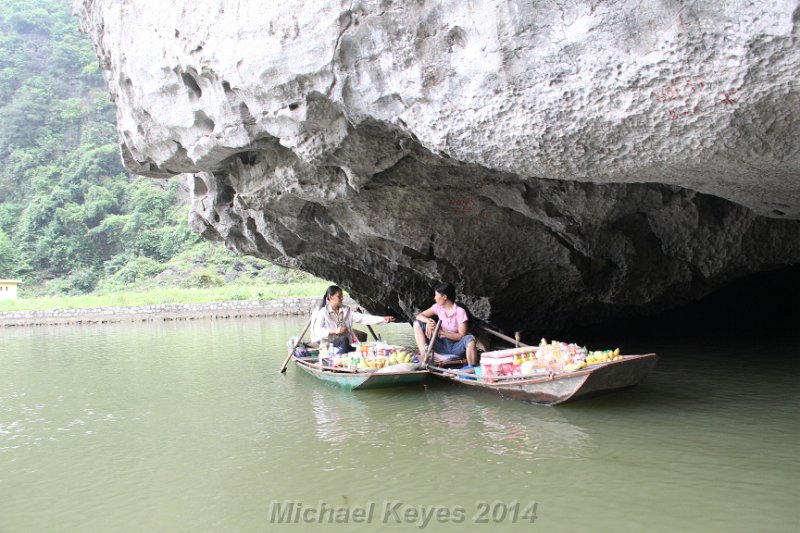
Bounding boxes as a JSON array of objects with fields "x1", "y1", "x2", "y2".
[{"x1": 74, "y1": 0, "x2": 800, "y2": 331}]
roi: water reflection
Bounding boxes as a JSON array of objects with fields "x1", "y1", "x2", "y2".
[
  {"x1": 417, "y1": 389, "x2": 591, "y2": 462},
  {"x1": 477, "y1": 406, "x2": 536, "y2": 459},
  {"x1": 310, "y1": 389, "x2": 371, "y2": 445},
  {"x1": 304, "y1": 375, "x2": 595, "y2": 466}
]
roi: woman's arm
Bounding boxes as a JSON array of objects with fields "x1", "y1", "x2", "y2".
[
  {"x1": 415, "y1": 306, "x2": 438, "y2": 338},
  {"x1": 310, "y1": 309, "x2": 328, "y2": 342},
  {"x1": 414, "y1": 306, "x2": 436, "y2": 323},
  {"x1": 439, "y1": 321, "x2": 468, "y2": 341},
  {"x1": 352, "y1": 310, "x2": 396, "y2": 326}
]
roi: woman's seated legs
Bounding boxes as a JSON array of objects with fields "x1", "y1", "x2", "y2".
[
  {"x1": 430, "y1": 334, "x2": 476, "y2": 365},
  {"x1": 433, "y1": 334, "x2": 475, "y2": 357},
  {"x1": 413, "y1": 320, "x2": 429, "y2": 357}
]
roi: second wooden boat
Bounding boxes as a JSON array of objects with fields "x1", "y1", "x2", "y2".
[{"x1": 427, "y1": 353, "x2": 657, "y2": 405}]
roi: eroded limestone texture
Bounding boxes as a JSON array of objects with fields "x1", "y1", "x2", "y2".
[{"x1": 75, "y1": 0, "x2": 800, "y2": 330}]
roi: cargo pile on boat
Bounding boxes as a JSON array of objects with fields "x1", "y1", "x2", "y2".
[
  {"x1": 479, "y1": 339, "x2": 621, "y2": 380},
  {"x1": 585, "y1": 349, "x2": 622, "y2": 365},
  {"x1": 321, "y1": 341, "x2": 418, "y2": 371}
]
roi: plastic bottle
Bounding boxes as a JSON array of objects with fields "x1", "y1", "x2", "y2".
[{"x1": 319, "y1": 341, "x2": 328, "y2": 366}]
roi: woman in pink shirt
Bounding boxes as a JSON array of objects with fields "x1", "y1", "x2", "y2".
[{"x1": 414, "y1": 282, "x2": 477, "y2": 366}]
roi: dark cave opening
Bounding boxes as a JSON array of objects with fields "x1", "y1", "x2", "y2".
[{"x1": 571, "y1": 265, "x2": 800, "y2": 348}]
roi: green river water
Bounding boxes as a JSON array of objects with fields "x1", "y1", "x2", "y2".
[{"x1": 1, "y1": 316, "x2": 798, "y2": 532}]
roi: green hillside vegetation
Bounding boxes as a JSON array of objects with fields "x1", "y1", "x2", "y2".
[{"x1": 0, "y1": 0, "x2": 325, "y2": 308}]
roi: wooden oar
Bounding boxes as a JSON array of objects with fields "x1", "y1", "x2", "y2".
[
  {"x1": 480, "y1": 324, "x2": 531, "y2": 347},
  {"x1": 423, "y1": 319, "x2": 442, "y2": 366},
  {"x1": 366, "y1": 324, "x2": 381, "y2": 341},
  {"x1": 279, "y1": 314, "x2": 314, "y2": 373},
  {"x1": 356, "y1": 307, "x2": 382, "y2": 341}
]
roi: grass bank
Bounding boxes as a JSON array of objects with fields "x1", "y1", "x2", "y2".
[{"x1": 0, "y1": 282, "x2": 330, "y2": 312}]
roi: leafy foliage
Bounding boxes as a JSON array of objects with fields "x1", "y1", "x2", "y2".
[
  {"x1": 0, "y1": 0, "x2": 321, "y2": 297},
  {"x1": 0, "y1": 1, "x2": 199, "y2": 294},
  {"x1": 0, "y1": 227, "x2": 21, "y2": 276},
  {"x1": 0, "y1": 1, "x2": 326, "y2": 298}
]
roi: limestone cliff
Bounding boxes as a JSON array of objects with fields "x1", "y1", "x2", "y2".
[{"x1": 74, "y1": 0, "x2": 800, "y2": 330}]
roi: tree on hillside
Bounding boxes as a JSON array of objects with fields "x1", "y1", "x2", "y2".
[{"x1": 0, "y1": 227, "x2": 22, "y2": 277}]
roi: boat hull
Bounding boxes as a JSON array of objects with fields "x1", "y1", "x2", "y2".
[
  {"x1": 428, "y1": 353, "x2": 657, "y2": 405},
  {"x1": 293, "y1": 356, "x2": 428, "y2": 390}
]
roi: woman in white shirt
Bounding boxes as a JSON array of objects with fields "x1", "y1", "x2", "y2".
[{"x1": 311, "y1": 285, "x2": 395, "y2": 351}]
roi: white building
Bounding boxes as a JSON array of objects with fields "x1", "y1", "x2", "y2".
[{"x1": 0, "y1": 279, "x2": 21, "y2": 300}]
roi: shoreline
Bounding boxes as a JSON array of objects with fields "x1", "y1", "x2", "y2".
[{"x1": 0, "y1": 297, "x2": 320, "y2": 327}]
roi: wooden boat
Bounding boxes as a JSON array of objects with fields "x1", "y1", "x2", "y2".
[
  {"x1": 291, "y1": 351, "x2": 428, "y2": 391},
  {"x1": 427, "y1": 353, "x2": 657, "y2": 405}
]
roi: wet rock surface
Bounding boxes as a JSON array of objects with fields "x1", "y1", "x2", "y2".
[{"x1": 75, "y1": 0, "x2": 800, "y2": 330}]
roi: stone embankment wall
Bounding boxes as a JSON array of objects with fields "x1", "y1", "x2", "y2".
[{"x1": 0, "y1": 297, "x2": 320, "y2": 327}]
